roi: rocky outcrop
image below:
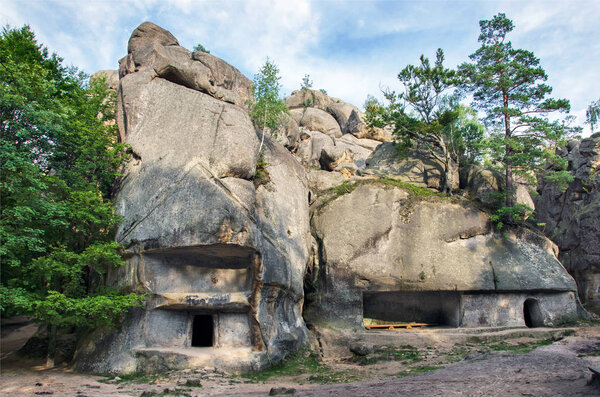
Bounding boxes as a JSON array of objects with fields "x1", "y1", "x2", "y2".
[
  {"x1": 364, "y1": 143, "x2": 459, "y2": 191},
  {"x1": 90, "y1": 70, "x2": 119, "y2": 90},
  {"x1": 285, "y1": 88, "x2": 341, "y2": 111},
  {"x1": 460, "y1": 164, "x2": 535, "y2": 210},
  {"x1": 77, "y1": 21, "x2": 587, "y2": 377},
  {"x1": 290, "y1": 107, "x2": 342, "y2": 138},
  {"x1": 74, "y1": 22, "x2": 310, "y2": 375},
  {"x1": 536, "y1": 133, "x2": 600, "y2": 312},
  {"x1": 119, "y1": 22, "x2": 252, "y2": 108},
  {"x1": 308, "y1": 181, "x2": 579, "y2": 329}
]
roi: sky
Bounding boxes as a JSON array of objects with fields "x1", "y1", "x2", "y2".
[{"x1": 2, "y1": 0, "x2": 599, "y2": 135}]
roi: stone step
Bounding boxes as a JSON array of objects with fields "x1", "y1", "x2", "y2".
[{"x1": 134, "y1": 346, "x2": 258, "y2": 373}]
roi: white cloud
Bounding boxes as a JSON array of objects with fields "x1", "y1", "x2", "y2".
[{"x1": 1, "y1": 0, "x2": 598, "y2": 134}]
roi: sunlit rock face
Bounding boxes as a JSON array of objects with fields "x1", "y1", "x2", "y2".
[
  {"x1": 306, "y1": 182, "x2": 579, "y2": 332},
  {"x1": 74, "y1": 22, "x2": 585, "y2": 375},
  {"x1": 74, "y1": 22, "x2": 311, "y2": 375},
  {"x1": 536, "y1": 133, "x2": 600, "y2": 313}
]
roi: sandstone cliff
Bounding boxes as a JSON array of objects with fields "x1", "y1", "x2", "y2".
[
  {"x1": 536, "y1": 133, "x2": 600, "y2": 313},
  {"x1": 75, "y1": 22, "x2": 583, "y2": 375}
]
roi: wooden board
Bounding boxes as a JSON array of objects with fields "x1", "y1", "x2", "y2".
[{"x1": 364, "y1": 323, "x2": 432, "y2": 330}]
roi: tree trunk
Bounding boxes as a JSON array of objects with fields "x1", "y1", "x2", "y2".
[
  {"x1": 46, "y1": 324, "x2": 57, "y2": 368},
  {"x1": 503, "y1": 91, "x2": 514, "y2": 208}
]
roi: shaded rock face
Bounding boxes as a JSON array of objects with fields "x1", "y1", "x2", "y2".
[
  {"x1": 460, "y1": 164, "x2": 535, "y2": 210},
  {"x1": 536, "y1": 133, "x2": 600, "y2": 312},
  {"x1": 365, "y1": 143, "x2": 460, "y2": 191},
  {"x1": 74, "y1": 23, "x2": 311, "y2": 375},
  {"x1": 307, "y1": 182, "x2": 579, "y2": 329}
]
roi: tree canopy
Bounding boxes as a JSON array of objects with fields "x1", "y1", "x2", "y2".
[
  {"x1": 365, "y1": 49, "x2": 480, "y2": 194},
  {"x1": 0, "y1": 25, "x2": 144, "y2": 367},
  {"x1": 459, "y1": 13, "x2": 576, "y2": 211},
  {"x1": 249, "y1": 58, "x2": 289, "y2": 152}
]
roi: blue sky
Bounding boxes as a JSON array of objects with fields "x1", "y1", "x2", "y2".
[{"x1": 2, "y1": 0, "x2": 599, "y2": 135}]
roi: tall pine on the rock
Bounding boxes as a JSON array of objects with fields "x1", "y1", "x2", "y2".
[
  {"x1": 459, "y1": 13, "x2": 575, "y2": 218},
  {"x1": 0, "y1": 26, "x2": 144, "y2": 367}
]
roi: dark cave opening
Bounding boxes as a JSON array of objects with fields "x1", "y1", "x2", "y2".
[
  {"x1": 523, "y1": 298, "x2": 544, "y2": 328},
  {"x1": 362, "y1": 291, "x2": 460, "y2": 327},
  {"x1": 191, "y1": 314, "x2": 214, "y2": 347}
]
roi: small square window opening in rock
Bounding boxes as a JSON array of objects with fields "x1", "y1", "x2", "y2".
[{"x1": 191, "y1": 314, "x2": 214, "y2": 347}]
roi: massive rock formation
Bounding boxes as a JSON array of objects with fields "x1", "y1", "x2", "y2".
[
  {"x1": 536, "y1": 133, "x2": 600, "y2": 313},
  {"x1": 74, "y1": 22, "x2": 311, "y2": 374},
  {"x1": 76, "y1": 22, "x2": 584, "y2": 375},
  {"x1": 307, "y1": 181, "x2": 579, "y2": 331}
]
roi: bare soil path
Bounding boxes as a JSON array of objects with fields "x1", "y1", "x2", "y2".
[{"x1": 1, "y1": 324, "x2": 599, "y2": 397}]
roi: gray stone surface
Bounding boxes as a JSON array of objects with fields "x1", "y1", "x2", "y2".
[
  {"x1": 536, "y1": 133, "x2": 600, "y2": 312},
  {"x1": 461, "y1": 164, "x2": 534, "y2": 209},
  {"x1": 308, "y1": 182, "x2": 579, "y2": 328},
  {"x1": 365, "y1": 143, "x2": 459, "y2": 191},
  {"x1": 284, "y1": 89, "x2": 341, "y2": 111},
  {"x1": 127, "y1": 22, "x2": 179, "y2": 54},
  {"x1": 120, "y1": 26, "x2": 251, "y2": 107},
  {"x1": 290, "y1": 108, "x2": 342, "y2": 138},
  {"x1": 74, "y1": 23, "x2": 310, "y2": 375}
]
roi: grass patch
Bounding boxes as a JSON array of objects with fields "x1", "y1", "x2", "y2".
[
  {"x1": 183, "y1": 379, "x2": 202, "y2": 387},
  {"x1": 241, "y1": 348, "x2": 358, "y2": 384},
  {"x1": 139, "y1": 388, "x2": 192, "y2": 397},
  {"x1": 375, "y1": 178, "x2": 445, "y2": 197},
  {"x1": 396, "y1": 365, "x2": 444, "y2": 377},
  {"x1": 483, "y1": 338, "x2": 554, "y2": 354},
  {"x1": 351, "y1": 345, "x2": 421, "y2": 365}
]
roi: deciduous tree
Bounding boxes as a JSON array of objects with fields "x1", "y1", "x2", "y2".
[
  {"x1": 0, "y1": 26, "x2": 144, "y2": 367},
  {"x1": 249, "y1": 58, "x2": 288, "y2": 153}
]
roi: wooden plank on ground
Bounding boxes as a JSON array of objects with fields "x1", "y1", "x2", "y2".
[{"x1": 364, "y1": 323, "x2": 432, "y2": 330}]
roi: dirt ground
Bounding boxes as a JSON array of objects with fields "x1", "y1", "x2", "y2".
[{"x1": 1, "y1": 320, "x2": 599, "y2": 397}]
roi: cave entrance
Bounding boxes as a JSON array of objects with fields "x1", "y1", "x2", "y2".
[
  {"x1": 362, "y1": 291, "x2": 460, "y2": 327},
  {"x1": 523, "y1": 298, "x2": 543, "y2": 328},
  {"x1": 191, "y1": 315, "x2": 214, "y2": 347}
]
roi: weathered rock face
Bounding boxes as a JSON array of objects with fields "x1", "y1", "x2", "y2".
[
  {"x1": 536, "y1": 133, "x2": 600, "y2": 312},
  {"x1": 365, "y1": 143, "x2": 460, "y2": 191},
  {"x1": 460, "y1": 164, "x2": 535, "y2": 210},
  {"x1": 119, "y1": 22, "x2": 252, "y2": 108},
  {"x1": 307, "y1": 182, "x2": 579, "y2": 329},
  {"x1": 74, "y1": 23, "x2": 311, "y2": 375}
]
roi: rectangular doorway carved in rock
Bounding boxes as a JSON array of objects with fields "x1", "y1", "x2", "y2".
[
  {"x1": 191, "y1": 314, "x2": 214, "y2": 347},
  {"x1": 362, "y1": 291, "x2": 460, "y2": 327}
]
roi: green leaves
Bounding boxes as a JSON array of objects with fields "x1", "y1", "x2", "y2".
[
  {"x1": 1, "y1": 26, "x2": 142, "y2": 339},
  {"x1": 459, "y1": 13, "x2": 577, "y2": 207},
  {"x1": 249, "y1": 58, "x2": 289, "y2": 131}
]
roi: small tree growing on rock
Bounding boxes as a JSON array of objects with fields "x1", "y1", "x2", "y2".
[
  {"x1": 249, "y1": 58, "x2": 288, "y2": 153},
  {"x1": 365, "y1": 49, "x2": 463, "y2": 194}
]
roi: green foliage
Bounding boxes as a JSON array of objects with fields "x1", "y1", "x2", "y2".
[
  {"x1": 193, "y1": 43, "x2": 210, "y2": 53},
  {"x1": 304, "y1": 98, "x2": 313, "y2": 107},
  {"x1": 301, "y1": 74, "x2": 313, "y2": 90},
  {"x1": 319, "y1": 88, "x2": 328, "y2": 95},
  {"x1": 249, "y1": 58, "x2": 288, "y2": 131},
  {"x1": 252, "y1": 151, "x2": 270, "y2": 188},
  {"x1": 586, "y1": 98, "x2": 600, "y2": 133},
  {"x1": 0, "y1": 25, "x2": 144, "y2": 361},
  {"x1": 396, "y1": 365, "x2": 443, "y2": 377},
  {"x1": 459, "y1": 13, "x2": 577, "y2": 207},
  {"x1": 489, "y1": 204, "x2": 533, "y2": 229},
  {"x1": 364, "y1": 49, "x2": 467, "y2": 194},
  {"x1": 242, "y1": 348, "x2": 358, "y2": 384}
]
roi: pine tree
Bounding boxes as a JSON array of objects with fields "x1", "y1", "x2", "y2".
[{"x1": 459, "y1": 13, "x2": 574, "y2": 211}]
